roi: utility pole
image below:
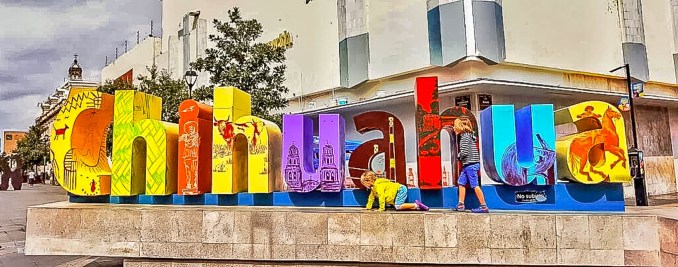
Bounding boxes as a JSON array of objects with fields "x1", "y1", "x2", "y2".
[
  {"x1": 105, "y1": 55, "x2": 108, "y2": 66},
  {"x1": 115, "y1": 48, "x2": 118, "y2": 59},
  {"x1": 137, "y1": 31, "x2": 140, "y2": 44},
  {"x1": 150, "y1": 20, "x2": 154, "y2": 37},
  {"x1": 610, "y1": 63, "x2": 647, "y2": 206}
]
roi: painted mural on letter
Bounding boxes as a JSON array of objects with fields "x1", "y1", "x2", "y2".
[
  {"x1": 111, "y1": 90, "x2": 178, "y2": 196},
  {"x1": 555, "y1": 101, "x2": 631, "y2": 184},
  {"x1": 283, "y1": 114, "x2": 345, "y2": 192},
  {"x1": 348, "y1": 111, "x2": 405, "y2": 188},
  {"x1": 415, "y1": 77, "x2": 480, "y2": 189},
  {"x1": 178, "y1": 100, "x2": 213, "y2": 195},
  {"x1": 50, "y1": 90, "x2": 113, "y2": 196},
  {"x1": 480, "y1": 104, "x2": 557, "y2": 186},
  {"x1": 211, "y1": 87, "x2": 282, "y2": 194}
]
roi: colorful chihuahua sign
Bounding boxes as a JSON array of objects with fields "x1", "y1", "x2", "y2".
[{"x1": 50, "y1": 77, "x2": 631, "y2": 211}]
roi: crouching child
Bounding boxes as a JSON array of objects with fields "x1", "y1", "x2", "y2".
[{"x1": 360, "y1": 171, "x2": 429, "y2": 211}]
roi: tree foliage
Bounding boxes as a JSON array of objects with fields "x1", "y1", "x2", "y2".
[
  {"x1": 14, "y1": 124, "x2": 49, "y2": 171},
  {"x1": 97, "y1": 65, "x2": 189, "y2": 155},
  {"x1": 98, "y1": 78, "x2": 135, "y2": 95},
  {"x1": 98, "y1": 65, "x2": 189, "y2": 123},
  {"x1": 138, "y1": 65, "x2": 190, "y2": 123},
  {"x1": 191, "y1": 7, "x2": 289, "y2": 124}
]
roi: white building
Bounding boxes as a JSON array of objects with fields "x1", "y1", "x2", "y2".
[
  {"x1": 103, "y1": 0, "x2": 678, "y2": 197},
  {"x1": 100, "y1": 37, "x2": 163, "y2": 85}
]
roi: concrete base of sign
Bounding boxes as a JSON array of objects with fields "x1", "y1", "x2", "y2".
[
  {"x1": 25, "y1": 202, "x2": 677, "y2": 266},
  {"x1": 69, "y1": 183, "x2": 625, "y2": 212}
]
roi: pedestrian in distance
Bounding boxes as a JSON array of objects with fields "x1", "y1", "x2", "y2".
[{"x1": 27, "y1": 170, "x2": 36, "y2": 187}]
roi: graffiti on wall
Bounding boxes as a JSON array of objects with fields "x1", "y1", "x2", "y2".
[
  {"x1": 555, "y1": 101, "x2": 631, "y2": 183},
  {"x1": 283, "y1": 114, "x2": 345, "y2": 192},
  {"x1": 50, "y1": 90, "x2": 113, "y2": 195},
  {"x1": 480, "y1": 104, "x2": 557, "y2": 186}
]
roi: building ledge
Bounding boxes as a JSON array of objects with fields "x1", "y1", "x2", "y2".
[{"x1": 297, "y1": 77, "x2": 678, "y2": 115}]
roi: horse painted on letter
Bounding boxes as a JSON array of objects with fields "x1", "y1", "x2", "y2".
[{"x1": 568, "y1": 107, "x2": 627, "y2": 181}]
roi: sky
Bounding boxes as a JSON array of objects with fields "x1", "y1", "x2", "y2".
[{"x1": 0, "y1": 0, "x2": 161, "y2": 132}]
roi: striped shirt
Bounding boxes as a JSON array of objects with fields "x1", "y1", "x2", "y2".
[{"x1": 458, "y1": 132, "x2": 480, "y2": 166}]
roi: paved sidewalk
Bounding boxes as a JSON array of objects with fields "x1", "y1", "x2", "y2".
[
  {"x1": 0, "y1": 184, "x2": 121, "y2": 267},
  {"x1": 625, "y1": 191, "x2": 678, "y2": 206}
]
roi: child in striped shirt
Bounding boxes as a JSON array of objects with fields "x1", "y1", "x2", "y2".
[
  {"x1": 360, "y1": 171, "x2": 428, "y2": 212},
  {"x1": 453, "y1": 116, "x2": 489, "y2": 213}
]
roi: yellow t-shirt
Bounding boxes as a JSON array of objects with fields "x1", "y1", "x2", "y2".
[{"x1": 366, "y1": 178, "x2": 402, "y2": 211}]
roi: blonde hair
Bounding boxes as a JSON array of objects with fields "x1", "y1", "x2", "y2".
[
  {"x1": 453, "y1": 116, "x2": 474, "y2": 134},
  {"x1": 360, "y1": 171, "x2": 377, "y2": 184}
]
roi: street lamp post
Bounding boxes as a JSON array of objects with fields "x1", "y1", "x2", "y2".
[
  {"x1": 610, "y1": 64, "x2": 639, "y2": 148},
  {"x1": 184, "y1": 70, "x2": 198, "y2": 99},
  {"x1": 610, "y1": 63, "x2": 647, "y2": 206}
]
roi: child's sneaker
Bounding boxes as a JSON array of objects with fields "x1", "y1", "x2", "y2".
[
  {"x1": 453, "y1": 203, "x2": 465, "y2": 212},
  {"x1": 471, "y1": 206, "x2": 489, "y2": 213},
  {"x1": 415, "y1": 200, "x2": 429, "y2": 211}
]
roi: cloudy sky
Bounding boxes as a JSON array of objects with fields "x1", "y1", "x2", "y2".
[{"x1": 0, "y1": 0, "x2": 161, "y2": 132}]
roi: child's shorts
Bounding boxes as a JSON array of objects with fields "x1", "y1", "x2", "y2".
[
  {"x1": 458, "y1": 163, "x2": 480, "y2": 188},
  {"x1": 394, "y1": 185, "x2": 407, "y2": 209}
]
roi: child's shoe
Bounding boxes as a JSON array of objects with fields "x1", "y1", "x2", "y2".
[
  {"x1": 415, "y1": 200, "x2": 429, "y2": 211},
  {"x1": 453, "y1": 202, "x2": 465, "y2": 212},
  {"x1": 471, "y1": 206, "x2": 489, "y2": 213}
]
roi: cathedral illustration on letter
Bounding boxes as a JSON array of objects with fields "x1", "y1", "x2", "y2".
[
  {"x1": 284, "y1": 142, "x2": 341, "y2": 191},
  {"x1": 284, "y1": 144, "x2": 302, "y2": 191},
  {"x1": 319, "y1": 143, "x2": 340, "y2": 191}
]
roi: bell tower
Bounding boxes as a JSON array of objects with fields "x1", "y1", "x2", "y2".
[{"x1": 68, "y1": 54, "x2": 82, "y2": 80}]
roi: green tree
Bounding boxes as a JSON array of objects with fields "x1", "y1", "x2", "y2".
[
  {"x1": 97, "y1": 66, "x2": 190, "y2": 155},
  {"x1": 97, "y1": 66, "x2": 189, "y2": 123},
  {"x1": 137, "y1": 65, "x2": 190, "y2": 123},
  {"x1": 191, "y1": 7, "x2": 289, "y2": 124},
  {"x1": 97, "y1": 78, "x2": 135, "y2": 95},
  {"x1": 14, "y1": 124, "x2": 49, "y2": 171}
]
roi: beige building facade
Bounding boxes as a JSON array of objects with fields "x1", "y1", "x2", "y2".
[{"x1": 1, "y1": 131, "x2": 27, "y2": 154}]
